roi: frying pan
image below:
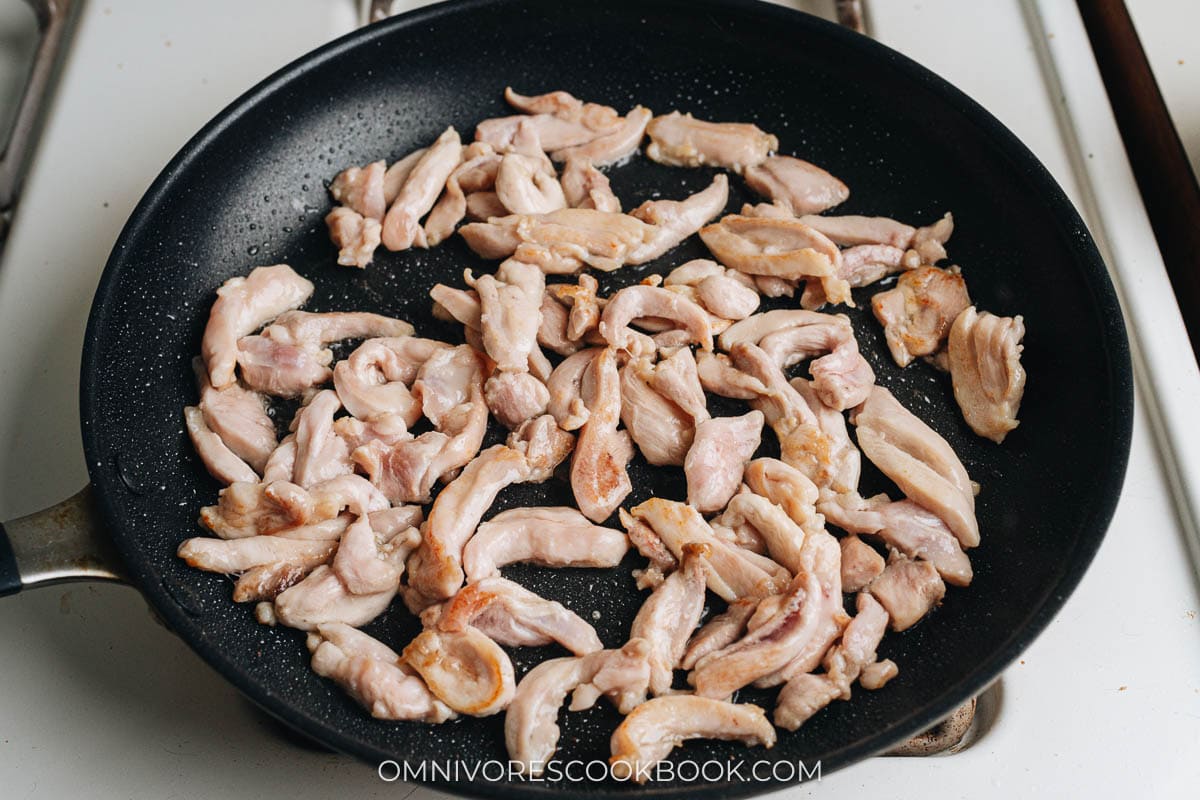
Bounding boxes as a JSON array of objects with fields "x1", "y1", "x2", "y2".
[{"x1": 0, "y1": 0, "x2": 1132, "y2": 796}]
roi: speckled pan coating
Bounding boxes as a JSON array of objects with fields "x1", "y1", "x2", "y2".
[{"x1": 79, "y1": 0, "x2": 1132, "y2": 796}]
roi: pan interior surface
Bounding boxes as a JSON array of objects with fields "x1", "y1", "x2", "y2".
[{"x1": 80, "y1": 0, "x2": 1131, "y2": 796}]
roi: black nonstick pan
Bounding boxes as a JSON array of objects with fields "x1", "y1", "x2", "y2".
[{"x1": 0, "y1": 0, "x2": 1132, "y2": 796}]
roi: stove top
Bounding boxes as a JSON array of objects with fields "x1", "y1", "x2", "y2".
[{"x1": 0, "y1": 1, "x2": 1197, "y2": 798}]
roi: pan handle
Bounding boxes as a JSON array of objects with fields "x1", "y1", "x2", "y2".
[{"x1": 0, "y1": 486, "x2": 129, "y2": 596}]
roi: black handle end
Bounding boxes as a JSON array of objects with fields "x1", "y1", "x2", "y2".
[{"x1": 0, "y1": 521, "x2": 22, "y2": 596}]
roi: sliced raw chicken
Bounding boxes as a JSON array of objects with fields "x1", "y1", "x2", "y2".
[
  {"x1": 872, "y1": 265, "x2": 971, "y2": 367},
  {"x1": 326, "y1": 206, "x2": 382, "y2": 268},
  {"x1": 553, "y1": 105, "x2": 652, "y2": 166},
  {"x1": 629, "y1": 543, "x2": 709, "y2": 696},
  {"x1": 330, "y1": 160, "x2": 387, "y2": 221},
  {"x1": 570, "y1": 348, "x2": 634, "y2": 521},
  {"x1": 560, "y1": 157, "x2": 621, "y2": 212},
  {"x1": 599, "y1": 285, "x2": 713, "y2": 351},
  {"x1": 402, "y1": 626, "x2": 515, "y2": 716},
  {"x1": 796, "y1": 214, "x2": 915, "y2": 248},
  {"x1": 381, "y1": 126, "x2": 462, "y2": 250},
  {"x1": 459, "y1": 208, "x2": 654, "y2": 273}
]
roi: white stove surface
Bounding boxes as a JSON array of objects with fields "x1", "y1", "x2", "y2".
[{"x1": 1, "y1": 1, "x2": 1198, "y2": 798}]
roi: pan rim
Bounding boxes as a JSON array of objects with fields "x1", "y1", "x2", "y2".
[{"x1": 79, "y1": 0, "x2": 1133, "y2": 796}]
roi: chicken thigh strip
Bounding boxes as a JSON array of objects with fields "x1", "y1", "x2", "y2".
[
  {"x1": 570, "y1": 348, "x2": 634, "y2": 522},
  {"x1": 609, "y1": 696, "x2": 776, "y2": 783},
  {"x1": 381, "y1": 126, "x2": 463, "y2": 250},
  {"x1": 645, "y1": 111, "x2": 778, "y2": 172},
  {"x1": 685, "y1": 411, "x2": 765, "y2": 513},
  {"x1": 201, "y1": 264, "x2": 314, "y2": 389},
  {"x1": 947, "y1": 306, "x2": 1026, "y2": 443},
  {"x1": 743, "y1": 155, "x2": 849, "y2": 215},
  {"x1": 463, "y1": 506, "x2": 629, "y2": 580},
  {"x1": 852, "y1": 386, "x2": 979, "y2": 548},
  {"x1": 307, "y1": 623, "x2": 454, "y2": 722},
  {"x1": 431, "y1": 577, "x2": 603, "y2": 655}
]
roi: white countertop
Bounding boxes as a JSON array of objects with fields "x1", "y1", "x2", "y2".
[{"x1": 1, "y1": 1, "x2": 1198, "y2": 798}]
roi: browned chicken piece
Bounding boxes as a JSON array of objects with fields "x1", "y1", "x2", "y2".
[
  {"x1": 547, "y1": 348, "x2": 598, "y2": 430},
  {"x1": 840, "y1": 535, "x2": 885, "y2": 593},
  {"x1": 381, "y1": 126, "x2": 463, "y2": 251},
  {"x1": 494, "y1": 153, "x2": 567, "y2": 215},
  {"x1": 626, "y1": 175, "x2": 729, "y2": 264},
  {"x1": 505, "y1": 641, "x2": 651, "y2": 774},
  {"x1": 462, "y1": 506, "x2": 629, "y2": 580},
  {"x1": 553, "y1": 106, "x2": 653, "y2": 166},
  {"x1": 700, "y1": 214, "x2": 851, "y2": 305},
  {"x1": 796, "y1": 214, "x2": 915, "y2": 248},
  {"x1": 645, "y1": 111, "x2": 778, "y2": 173},
  {"x1": 722, "y1": 343, "x2": 857, "y2": 492},
  {"x1": 459, "y1": 208, "x2": 654, "y2": 273},
  {"x1": 626, "y1": 499, "x2": 789, "y2": 602},
  {"x1": 609, "y1": 695, "x2": 775, "y2": 783},
  {"x1": 334, "y1": 336, "x2": 448, "y2": 425},
  {"x1": 571, "y1": 348, "x2": 634, "y2": 521},
  {"x1": 869, "y1": 556, "x2": 946, "y2": 631},
  {"x1": 599, "y1": 285, "x2": 713, "y2": 351},
  {"x1": 685, "y1": 411, "x2": 765, "y2": 513},
  {"x1": 744, "y1": 156, "x2": 849, "y2": 215},
  {"x1": 423, "y1": 145, "x2": 501, "y2": 246},
  {"x1": 402, "y1": 626, "x2": 516, "y2": 716},
  {"x1": 680, "y1": 599, "x2": 758, "y2": 670},
  {"x1": 629, "y1": 543, "x2": 709, "y2": 696},
  {"x1": 326, "y1": 206, "x2": 383, "y2": 268},
  {"x1": 620, "y1": 357, "x2": 695, "y2": 466},
  {"x1": 430, "y1": 576, "x2": 603, "y2": 656},
  {"x1": 852, "y1": 386, "x2": 979, "y2": 548},
  {"x1": 330, "y1": 160, "x2": 387, "y2": 221},
  {"x1": 907, "y1": 212, "x2": 954, "y2": 265},
  {"x1": 201, "y1": 264, "x2": 314, "y2": 389},
  {"x1": 560, "y1": 157, "x2": 621, "y2": 212},
  {"x1": 948, "y1": 306, "x2": 1026, "y2": 443},
  {"x1": 860, "y1": 659, "x2": 899, "y2": 690},
  {"x1": 184, "y1": 406, "x2": 259, "y2": 484},
  {"x1": 791, "y1": 378, "x2": 862, "y2": 494},
  {"x1": 291, "y1": 390, "x2": 354, "y2": 488},
  {"x1": 405, "y1": 444, "x2": 530, "y2": 607},
  {"x1": 307, "y1": 623, "x2": 454, "y2": 722},
  {"x1": 872, "y1": 265, "x2": 971, "y2": 367},
  {"x1": 774, "y1": 592, "x2": 890, "y2": 730}
]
